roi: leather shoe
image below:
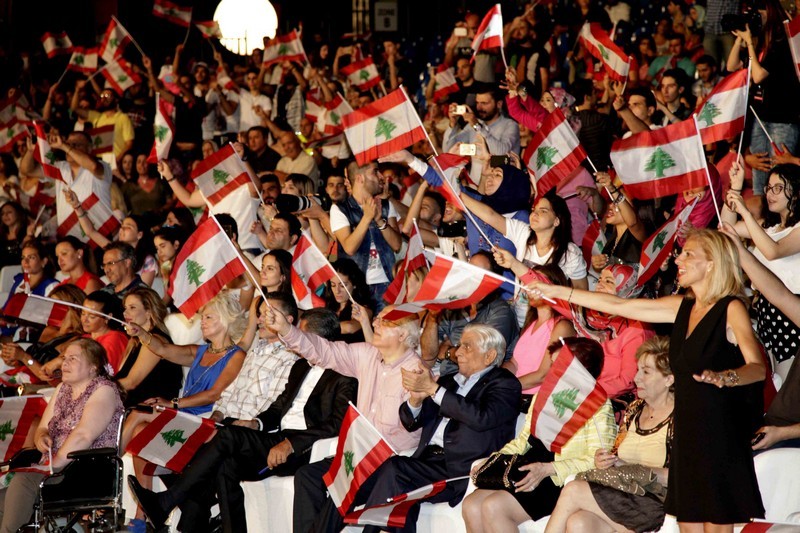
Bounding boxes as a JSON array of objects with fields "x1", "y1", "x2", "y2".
[{"x1": 127, "y1": 475, "x2": 169, "y2": 530}]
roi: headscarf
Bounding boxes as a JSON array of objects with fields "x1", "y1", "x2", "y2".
[
  {"x1": 674, "y1": 163, "x2": 722, "y2": 246},
  {"x1": 480, "y1": 164, "x2": 532, "y2": 214},
  {"x1": 547, "y1": 87, "x2": 581, "y2": 134},
  {"x1": 691, "y1": 4, "x2": 706, "y2": 29}
]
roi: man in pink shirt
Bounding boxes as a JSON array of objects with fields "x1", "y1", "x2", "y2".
[{"x1": 263, "y1": 304, "x2": 423, "y2": 533}]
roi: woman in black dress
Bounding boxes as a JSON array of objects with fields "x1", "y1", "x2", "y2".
[{"x1": 529, "y1": 228, "x2": 766, "y2": 531}]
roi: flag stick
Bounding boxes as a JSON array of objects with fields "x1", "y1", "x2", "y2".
[
  {"x1": 750, "y1": 104, "x2": 783, "y2": 155},
  {"x1": 29, "y1": 294, "x2": 131, "y2": 328},
  {"x1": 112, "y1": 16, "x2": 145, "y2": 57},
  {"x1": 85, "y1": 63, "x2": 108, "y2": 84},
  {"x1": 182, "y1": 17, "x2": 193, "y2": 47},
  {"x1": 592, "y1": 417, "x2": 609, "y2": 454},
  {"x1": 692, "y1": 115, "x2": 722, "y2": 223},
  {"x1": 31, "y1": 205, "x2": 46, "y2": 230},
  {"x1": 228, "y1": 142, "x2": 268, "y2": 209},
  {"x1": 348, "y1": 401, "x2": 398, "y2": 454},
  {"x1": 737, "y1": 63, "x2": 752, "y2": 162},
  {"x1": 585, "y1": 156, "x2": 614, "y2": 198},
  {"x1": 54, "y1": 65, "x2": 70, "y2": 88}
]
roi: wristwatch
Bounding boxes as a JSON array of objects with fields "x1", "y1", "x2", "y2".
[{"x1": 26, "y1": 358, "x2": 34, "y2": 366}]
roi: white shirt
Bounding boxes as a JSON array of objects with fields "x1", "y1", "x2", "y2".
[
  {"x1": 330, "y1": 202, "x2": 399, "y2": 285},
  {"x1": 276, "y1": 151, "x2": 320, "y2": 189},
  {"x1": 280, "y1": 364, "x2": 326, "y2": 431},
  {"x1": 752, "y1": 222, "x2": 800, "y2": 293},
  {"x1": 238, "y1": 90, "x2": 273, "y2": 132},
  {"x1": 54, "y1": 160, "x2": 113, "y2": 228}
]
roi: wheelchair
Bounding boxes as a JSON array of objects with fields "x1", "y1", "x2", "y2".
[{"x1": 15, "y1": 410, "x2": 127, "y2": 533}]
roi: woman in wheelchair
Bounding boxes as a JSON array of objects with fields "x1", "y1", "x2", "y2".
[
  {"x1": 0, "y1": 338, "x2": 123, "y2": 533},
  {"x1": 120, "y1": 290, "x2": 246, "y2": 521}
]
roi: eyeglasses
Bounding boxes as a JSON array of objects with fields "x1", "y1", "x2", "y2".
[
  {"x1": 765, "y1": 184, "x2": 786, "y2": 196},
  {"x1": 102, "y1": 258, "x2": 127, "y2": 269},
  {"x1": 372, "y1": 317, "x2": 399, "y2": 328}
]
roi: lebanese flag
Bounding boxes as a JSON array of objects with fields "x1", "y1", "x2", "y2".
[
  {"x1": 384, "y1": 221, "x2": 428, "y2": 305},
  {"x1": 126, "y1": 408, "x2": 216, "y2": 473},
  {"x1": 148, "y1": 96, "x2": 175, "y2": 163},
  {"x1": 291, "y1": 232, "x2": 337, "y2": 310},
  {"x1": 323, "y1": 405, "x2": 395, "y2": 516},
  {"x1": 152, "y1": 0, "x2": 193, "y2": 27},
  {"x1": 32, "y1": 122, "x2": 63, "y2": 182},
  {"x1": 345, "y1": 479, "x2": 459, "y2": 527},
  {"x1": 316, "y1": 93, "x2": 354, "y2": 136},
  {"x1": 432, "y1": 67, "x2": 459, "y2": 101},
  {"x1": 610, "y1": 118, "x2": 708, "y2": 200},
  {"x1": 471, "y1": 4, "x2": 504, "y2": 56},
  {"x1": 87, "y1": 125, "x2": 115, "y2": 155},
  {"x1": 305, "y1": 93, "x2": 326, "y2": 124},
  {"x1": 421, "y1": 154, "x2": 468, "y2": 210},
  {"x1": 101, "y1": 58, "x2": 141, "y2": 96},
  {"x1": 215, "y1": 66, "x2": 237, "y2": 91},
  {"x1": 99, "y1": 19, "x2": 132, "y2": 63},
  {"x1": 523, "y1": 108, "x2": 587, "y2": 196},
  {"x1": 0, "y1": 93, "x2": 30, "y2": 127},
  {"x1": 636, "y1": 199, "x2": 696, "y2": 287},
  {"x1": 741, "y1": 523, "x2": 800, "y2": 532},
  {"x1": 530, "y1": 343, "x2": 608, "y2": 453},
  {"x1": 262, "y1": 30, "x2": 306, "y2": 67},
  {"x1": 0, "y1": 396, "x2": 47, "y2": 462},
  {"x1": 696, "y1": 68, "x2": 749, "y2": 144},
  {"x1": 169, "y1": 218, "x2": 246, "y2": 317},
  {"x1": 383, "y1": 252, "x2": 508, "y2": 320},
  {"x1": 3, "y1": 294, "x2": 68, "y2": 327},
  {"x1": 0, "y1": 121, "x2": 28, "y2": 153},
  {"x1": 340, "y1": 57, "x2": 382, "y2": 91},
  {"x1": 581, "y1": 217, "x2": 607, "y2": 266},
  {"x1": 343, "y1": 88, "x2": 427, "y2": 166},
  {"x1": 579, "y1": 23, "x2": 630, "y2": 82},
  {"x1": 40, "y1": 32, "x2": 73, "y2": 59},
  {"x1": 57, "y1": 191, "x2": 121, "y2": 243},
  {"x1": 66, "y1": 47, "x2": 98, "y2": 74},
  {"x1": 191, "y1": 144, "x2": 250, "y2": 205},
  {"x1": 785, "y1": 16, "x2": 800, "y2": 82},
  {"x1": 195, "y1": 20, "x2": 222, "y2": 39}
]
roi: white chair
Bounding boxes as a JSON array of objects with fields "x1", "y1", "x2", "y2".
[
  {"x1": 0, "y1": 265, "x2": 21, "y2": 294},
  {"x1": 753, "y1": 448, "x2": 800, "y2": 523}
]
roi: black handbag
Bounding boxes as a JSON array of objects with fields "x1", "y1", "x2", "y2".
[{"x1": 471, "y1": 452, "x2": 534, "y2": 491}]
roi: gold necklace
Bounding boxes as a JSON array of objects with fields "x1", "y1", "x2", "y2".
[{"x1": 207, "y1": 343, "x2": 234, "y2": 354}]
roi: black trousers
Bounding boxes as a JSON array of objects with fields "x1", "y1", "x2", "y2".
[
  {"x1": 164, "y1": 425, "x2": 293, "y2": 533},
  {"x1": 293, "y1": 450, "x2": 467, "y2": 533}
]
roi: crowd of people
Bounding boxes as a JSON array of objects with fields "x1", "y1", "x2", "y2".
[{"x1": 0, "y1": 0, "x2": 799, "y2": 531}]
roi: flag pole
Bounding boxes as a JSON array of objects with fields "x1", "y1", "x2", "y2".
[
  {"x1": 54, "y1": 64, "x2": 70, "y2": 88},
  {"x1": 181, "y1": 10, "x2": 194, "y2": 47},
  {"x1": 692, "y1": 115, "x2": 722, "y2": 223},
  {"x1": 29, "y1": 294, "x2": 132, "y2": 328},
  {"x1": 112, "y1": 16, "x2": 146, "y2": 57},
  {"x1": 228, "y1": 142, "x2": 269, "y2": 209},
  {"x1": 585, "y1": 155, "x2": 614, "y2": 198},
  {"x1": 750, "y1": 104, "x2": 783, "y2": 155},
  {"x1": 85, "y1": 63, "x2": 108, "y2": 84},
  {"x1": 737, "y1": 63, "x2": 752, "y2": 163}
]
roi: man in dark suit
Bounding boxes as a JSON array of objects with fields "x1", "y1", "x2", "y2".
[
  {"x1": 129, "y1": 309, "x2": 357, "y2": 533},
  {"x1": 324, "y1": 322, "x2": 521, "y2": 533}
]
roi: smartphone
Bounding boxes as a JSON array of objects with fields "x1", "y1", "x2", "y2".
[
  {"x1": 490, "y1": 155, "x2": 510, "y2": 167},
  {"x1": 454, "y1": 27, "x2": 468, "y2": 37},
  {"x1": 454, "y1": 105, "x2": 467, "y2": 115},
  {"x1": 459, "y1": 144, "x2": 477, "y2": 156}
]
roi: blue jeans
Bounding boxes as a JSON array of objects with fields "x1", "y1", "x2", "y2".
[
  {"x1": 750, "y1": 121, "x2": 800, "y2": 194},
  {"x1": 369, "y1": 282, "x2": 390, "y2": 313}
]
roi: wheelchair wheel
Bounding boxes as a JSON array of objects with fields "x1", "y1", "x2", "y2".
[{"x1": 38, "y1": 517, "x2": 85, "y2": 533}]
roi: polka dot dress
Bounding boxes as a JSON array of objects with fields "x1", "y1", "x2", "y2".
[{"x1": 754, "y1": 295, "x2": 800, "y2": 363}]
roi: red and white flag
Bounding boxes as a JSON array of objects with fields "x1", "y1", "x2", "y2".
[
  {"x1": 215, "y1": 66, "x2": 237, "y2": 91},
  {"x1": 0, "y1": 396, "x2": 47, "y2": 462},
  {"x1": 523, "y1": 108, "x2": 587, "y2": 196},
  {"x1": 530, "y1": 343, "x2": 608, "y2": 453},
  {"x1": 0, "y1": 121, "x2": 28, "y2": 153},
  {"x1": 66, "y1": 47, "x2": 98, "y2": 74},
  {"x1": 316, "y1": 93, "x2": 354, "y2": 136},
  {"x1": 99, "y1": 19, "x2": 132, "y2": 63},
  {"x1": 741, "y1": 523, "x2": 800, "y2": 532},
  {"x1": 696, "y1": 68, "x2": 749, "y2": 144},
  {"x1": 323, "y1": 404, "x2": 395, "y2": 516},
  {"x1": 344, "y1": 479, "x2": 457, "y2": 527},
  {"x1": 291, "y1": 232, "x2": 337, "y2": 310},
  {"x1": 152, "y1": 0, "x2": 193, "y2": 27},
  {"x1": 785, "y1": 16, "x2": 800, "y2": 82},
  {"x1": 432, "y1": 67, "x2": 459, "y2": 101},
  {"x1": 126, "y1": 408, "x2": 216, "y2": 473},
  {"x1": 195, "y1": 20, "x2": 222, "y2": 39},
  {"x1": 383, "y1": 221, "x2": 428, "y2": 305},
  {"x1": 340, "y1": 57, "x2": 382, "y2": 91},
  {"x1": 305, "y1": 92, "x2": 326, "y2": 124},
  {"x1": 581, "y1": 216, "x2": 607, "y2": 266},
  {"x1": 343, "y1": 88, "x2": 427, "y2": 166},
  {"x1": 610, "y1": 118, "x2": 708, "y2": 200},
  {"x1": 40, "y1": 32, "x2": 73, "y2": 59},
  {"x1": 169, "y1": 217, "x2": 246, "y2": 317},
  {"x1": 383, "y1": 252, "x2": 508, "y2": 320},
  {"x1": 191, "y1": 144, "x2": 250, "y2": 205},
  {"x1": 471, "y1": 4, "x2": 504, "y2": 56},
  {"x1": 579, "y1": 23, "x2": 630, "y2": 82},
  {"x1": 420, "y1": 154, "x2": 468, "y2": 210},
  {"x1": 636, "y1": 199, "x2": 696, "y2": 287},
  {"x1": 87, "y1": 125, "x2": 115, "y2": 155},
  {"x1": 3, "y1": 294, "x2": 68, "y2": 327},
  {"x1": 32, "y1": 122, "x2": 63, "y2": 182},
  {"x1": 101, "y1": 58, "x2": 141, "y2": 96},
  {"x1": 0, "y1": 93, "x2": 31, "y2": 127},
  {"x1": 262, "y1": 30, "x2": 306, "y2": 67},
  {"x1": 57, "y1": 190, "x2": 120, "y2": 242},
  {"x1": 148, "y1": 96, "x2": 175, "y2": 163}
]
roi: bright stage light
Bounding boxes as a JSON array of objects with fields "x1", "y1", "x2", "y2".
[{"x1": 213, "y1": 0, "x2": 278, "y2": 55}]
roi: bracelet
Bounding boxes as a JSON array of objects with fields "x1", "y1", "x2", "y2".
[
  {"x1": 77, "y1": 210, "x2": 87, "y2": 218},
  {"x1": 730, "y1": 187, "x2": 743, "y2": 193},
  {"x1": 377, "y1": 219, "x2": 388, "y2": 231},
  {"x1": 722, "y1": 369, "x2": 740, "y2": 387},
  {"x1": 613, "y1": 193, "x2": 626, "y2": 205},
  {"x1": 165, "y1": 176, "x2": 176, "y2": 183},
  {"x1": 568, "y1": 287, "x2": 575, "y2": 303},
  {"x1": 172, "y1": 398, "x2": 180, "y2": 409}
]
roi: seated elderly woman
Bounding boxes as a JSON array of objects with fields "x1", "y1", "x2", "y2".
[
  {"x1": 545, "y1": 336, "x2": 674, "y2": 533},
  {"x1": 0, "y1": 338, "x2": 123, "y2": 533},
  {"x1": 462, "y1": 337, "x2": 616, "y2": 533}
]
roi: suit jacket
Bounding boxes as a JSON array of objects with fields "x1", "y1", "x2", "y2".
[
  {"x1": 399, "y1": 366, "x2": 521, "y2": 477},
  {"x1": 257, "y1": 359, "x2": 357, "y2": 459}
]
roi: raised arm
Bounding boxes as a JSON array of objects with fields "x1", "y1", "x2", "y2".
[
  {"x1": 459, "y1": 191, "x2": 508, "y2": 234},
  {"x1": 63, "y1": 189, "x2": 111, "y2": 247},
  {"x1": 157, "y1": 160, "x2": 205, "y2": 207},
  {"x1": 126, "y1": 323, "x2": 198, "y2": 367},
  {"x1": 50, "y1": 132, "x2": 103, "y2": 179}
]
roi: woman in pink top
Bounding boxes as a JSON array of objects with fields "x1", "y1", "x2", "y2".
[{"x1": 509, "y1": 265, "x2": 575, "y2": 396}]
